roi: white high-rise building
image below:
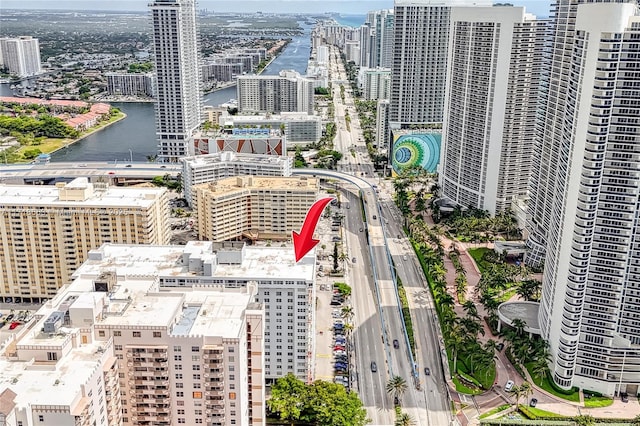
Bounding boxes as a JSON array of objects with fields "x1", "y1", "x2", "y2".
[
  {"x1": 362, "y1": 68, "x2": 391, "y2": 101},
  {"x1": 0, "y1": 36, "x2": 42, "y2": 77},
  {"x1": 237, "y1": 70, "x2": 314, "y2": 115},
  {"x1": 150, "y1": 0, "x2": 203, "y2": 162},
  {"x1": 106, "y1": 72, "x2": 155, "y2": 97},
  {"x1": 390, "y1": 0, "x2": 492, "y2": 128},
  {"x1": 376, "y1": 99, "x2": 390, "y2": 150},
  {"x1": 0, "y1": 248, "x2": 266, "y2": 426},
  {"x1": 439, "y1": 6, "x2": 546, "y2": 214},
  {"x1": 533, "y1": 2, "x2": 640, "y2": 396}
]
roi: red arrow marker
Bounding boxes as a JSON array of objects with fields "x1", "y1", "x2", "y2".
[{"x1": 293, "y1": 197, "x2": 335, "y2": 262}]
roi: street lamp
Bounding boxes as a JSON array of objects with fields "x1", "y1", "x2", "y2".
[{"x1": 129, "y1": 148, "x2": 133, "y2": 163}]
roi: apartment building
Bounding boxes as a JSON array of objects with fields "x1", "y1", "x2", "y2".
[
  {"x1": 390, "y1": 0, "x2": 492, "y2": 128},
  {"x1": 360, "y1": 9, "x2": 395, "y2": 69},
  {"x1": 376, "y1": 99, "x2": 390, "y2": 150},
  {"x1": 534, "y1": 2, "x2": 640, "y2": 396},
  {"x1": 237, "y1": 70, "x2": 314, "y2": 115},
  {"x1": 193, "y1": 128, "x2": 285, "y2": 157},
  {"x1": 0, "y1": 177, "x2": 169, "y2": 302},
  {"x1": 0, "y1": 36, "x2": 41, "y2": 77},
  {"x1": 193, "y1": 176, "x2": 318, "y2": 242},
  {"x1": 201, "y1": 62, "x2": 244, "y2": 82},
  {"x1": 0, "y1": 245, "x2": 265, "y2": 426},
  {"x1": 150, "y1": 0, "x2": 202, "y2": 161},
  {"x1": 105, "y1": 72, "x2": 155, "y2": 97},
  {"x1": 80, "y1": 241, "x2": 315, "y2": 384},
  {"x1": 361, "y1": 68, "x2": 391, "y2": 101},
  {"x1": 181, "y1": 152, "x2": 292, "y2": 205},
  {"x1": 439, "y1": 6, "x2": 546, "y2": 214},
  {"x1": 219, "y1": 112, "x2": 323, "y2": 146}
]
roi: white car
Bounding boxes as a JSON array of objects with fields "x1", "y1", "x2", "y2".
[
  {"x1": 334, "y1": 350, "x2": 346, "y2": 356},
  {"x1": 504, "y1": 380, "x2": 515, "y2": 392},
  {"x1": 334, "y1": 319, "x2": 344, "y2": 325}
]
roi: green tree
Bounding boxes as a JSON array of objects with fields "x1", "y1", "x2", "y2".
[
  {"x1": 395, "y1": 412, "x2": 416, "y2": 426},
  {"x1": 573, "y1": 414, "x2": 596, "y2": 426},
  {"x1": 631, "y1": 414, "x2": 640, "y2": 426},
  {"x1": 386, "y1": 376, "x2": 408, "y2": 405},
  {"x1": 302, "y1": 380, "x2": 368, "y2": 426},
  {"x1": 267, "y1": 373, "x2": 307, "y2": 424},
  {"x1": 333, "y1": 242, "x2": 339, "y2": 272}
]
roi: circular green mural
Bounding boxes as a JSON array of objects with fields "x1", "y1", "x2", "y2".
[{"x1": 392, "y1": 133, "x2": 441, "y2": 174}]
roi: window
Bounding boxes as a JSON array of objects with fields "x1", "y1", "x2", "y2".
[
  {"x1": 178, "y1": 419, "x2": 185, "y2": 424},
  {"x1": 194, "y1": 383, "x2": 201, "y2": 389},
  {"x1": 229, "y1": 375, "x2": 235, "y2": 380},
  {"x1": 193, "y1": 365, "x2": 200, "y2": 370},
  {"x1": 195, "y1": 420, "x2": 203, "y2": 424},
  {"x1": 228, "y1": 347, "x2": 235, "y2": 353},
  {"x1": 229, "y1": 392, "x2": 236, "y2": 400},
  {"x1": 174, "y1": 355, "x2": 182, "y2": 361},
  {"x1": 193, "y1": 374, "x2": 201, "y2": 380},
  {"x1": 175, "y1": 373, "x2": 183, "y2": 379},
  {"x1": 98, "y1": 330, "x2": 105, "y2": 337},
  {"x1": 193, "y1": 391, "x2": 203, "y2": 398},
  {"x1": 132, "y1": 331, "x2": 141, "y2": 338},
  {"x1": 176, "y1": 391, "x2": 184, "y2": 397},
  {"x1": 153, "y1": 331, "x2": 162, "y2": 338},
  {"x1": 114, "y1": 331, "x2": 121, "y2": 337},
  {"x1": 192, "y1": 346, "x2": 200, "y2": 352},
  {"x1": 192, "y1": 355, "x2": 200, "y2": 361},
  {"x1": 38, "y1": 416, "x2": 44, "y2": 422},
  {"x1": 177, "y1": 409, "x2": 185, "y2": 415},
  {"x1": 47, "y1": 352, "x2": 57, "y2": 361},
  {"x1": 176, "y1": 383, "x2": 184, "y2": 388},
  {"x1": 173, "y1": 346, "x2": 181, "y2": 352},
  {"x1": 115, "y1": 345, "x2": 122, "y2": 351}
]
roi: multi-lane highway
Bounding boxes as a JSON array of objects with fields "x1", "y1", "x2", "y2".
[{"x1": 299, "y1": 46, "x2": 454, "y2": 425}]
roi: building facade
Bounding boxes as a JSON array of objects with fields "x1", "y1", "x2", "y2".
[
  {"x1": 218, "y1": 112, "x2": 323, "y2": 146},
  {"x1": 0, "y1": 36, "x2": 42, "y2": 77},
  {"x1": 181, "y1": 152, "x2": 292, "y2": 205},
  {"x1": 0, "y1": 178, "x2": 169, "y2": 302},
  {"x1": 193, "y1": 176, "x2": 318, "y2": 242},
  {"x1": 390, "y1": 0, "x2": 492, "y2": 128},
  {"x1": 439, "y1": 6, "x2": 546, "y2": 214},
  {"x1": 81, "y1": 242, "x2": 315, "y2": 384},
  {"x1": 106, "y1": 72, "x2": 155, "y2": 97},
  {"x1": 535, "y1": 2, "x2": 640, "y2": 396},
  {"x1": 237, "y1": 70, "x2": 314, "y2": 115},
  {"x1": 362, "y1": 68, "x2": 391, "y2": 101},
  {"x1": 150, "y1": 0, "x2": 203, "y2": 162},
  {"x1": 376, "y1": 99, "x2": 390, "y2": 150}
]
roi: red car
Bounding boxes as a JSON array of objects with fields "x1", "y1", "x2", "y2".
[
  {"x1": 9, "y1": 322, "x2": 21, "y2": 330},
  {"x1": 334, "y1": 345, "x2": 346, "y2": 351}
]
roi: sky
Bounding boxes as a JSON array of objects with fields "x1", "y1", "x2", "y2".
[{"x1": 0, "y1": 0, "x2": 553, "y2": 17}]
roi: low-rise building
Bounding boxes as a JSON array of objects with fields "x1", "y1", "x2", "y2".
[{"x1": 219, "y1": 112, "x2": 322, "y2": 146}]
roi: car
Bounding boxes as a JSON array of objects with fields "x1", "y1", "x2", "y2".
[
  {"x1": 125, "y1": 164, "x2": 132, "y2": 167},
  {"x1": 5, "y1": 315, "x2": 14, "y2": 322},
  {"x1": 332, "y1": 236, "x2": 342, "y2": 242},
  {"x1": 335, "y1": 354, "x2": 347, "y2": 359},
  {"x1": 372, "y1": 215, "x2": 377, "y2": 220},
  {"x1": 370, "y1": 362, "x2": 377, "y2": 373},
  {"x1": 621, "y1": 392, "x2": 629, "y2": 403},
  {"x1": 334, "y1": 325, "x2": 344, "y2": 330},
  {"x1": 9, "y1": 322, "x2": 21, "y2": 330},
  {"x1": 424, "y1": 367, "x2": 431, "y2": 376},
  {"x1": 332, "y1": 312, "x2": 340, "y2": 318},
  {"x1": 334, "y1": 367, "x2": 348, "y2": 372},
  {"x1": 335, "y1": 336, "x2": 346, "y2": 342},
  {"x1": 330, "y1": 299, "x2": 342, "y2": 306},
  {"x1": 108, "y1": 171, "x2": 115, "y2": 175},
  {"x1": 504, "y1": 380, "x2": 515, "y2": 392},
  {"x1": 334, "y1": 330, "x2": 345, "y2": 336},
  {"x1": 335, "y1": 363, "x2": 348, "y2": 369},
  {"x1": 359, "y1": 228, "x2": 363, "y2": 232},
  {"x1": 403, "y1": 255, "x2": 408, "y2": 261},
  {"x1": 393, "y1": 339, "x2": 399, "y2": 349},
  {"x1": 497, "y1": 342, "x2": 505, "y2": 352},
  {"x1": 334, "y1": 346, "x2": 346, "y2": 351},
  {"x1": 352, "y1": 257, "x2": 356, "y2": 263},
  {"x1": 334, "y1": 350, "x2": 346, "y2": 356},
  {"x1": 529, "y1": 398, "x2": 538, "y2": 407},
  {"x1": 160, "y1": 165, "x2": 167, "y2": 168},
  {"x1": 346, "y1": 205, "x2": 350, "y2": 209}
]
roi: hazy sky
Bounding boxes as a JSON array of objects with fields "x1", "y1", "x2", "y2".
[{"x1": 1, "y1": 0, "x2": 553, "y2": 17}]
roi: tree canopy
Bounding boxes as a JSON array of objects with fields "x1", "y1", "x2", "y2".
[{"x1": 267, "y1": 374, "x2": 369, "y2": 426}]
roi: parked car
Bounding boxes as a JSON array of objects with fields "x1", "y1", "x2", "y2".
[
  {"x1": 424, "y1": 367, "x2": 431, "y2": 376},
  {"x1": 359, "y1": 228, "x2": 363, "y2": 232},
  {"x1": 335, "y1": 338, "x2": 346, "y2": 344},
  {"x1": 334, "y1": 346, "x2": 346, "y2": 351},
  {"x1": 497, "y1": 342, "x2": 505, "y2": 351},
  {"x1": 370, "y1": 362, "x2": 377, "y2": 373},
  {"x1": 352, "y1": 257, "x2": 356, "y2": 263},
  {"x1": 393, "y1": 339, "x2": 399, "y2": 349},
  {"x1": 621, "y1": 392, "x2": 629, "y2": 403},
  {"x1": 334, "y1": 319, "x2": 344, "y2": 325},
  {"x1": 334, "y1": 323, "x2": 344, "y2": 330},
  {"x1": 330, "y1": 299, "x2": 342, "y2": 306},
  {"x1": 504, "y1": 380, "x2": 515, "y2": 392},
  {"x1": 334, "y1": 350, "x2": 346, "y2": 356},
  {"x1": 9, "y1": 322, "x2": 21, "y2": 330},
  {"x1": 529, "y1": 398, "x2": 538, "y2": 407}
]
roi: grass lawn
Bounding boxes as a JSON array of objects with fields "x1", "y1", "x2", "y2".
[
  {"x1": 583, "y1": 396, "x2": 613, "y2": 408},
  {"x1": 519, "y1": 405, "x2": 566, "y2": 418},
  {"x1": 525, "y1": 363, "x2": 580, "y2": 402},
  {"x1": 479, "y1": 404, "x2": 510, "y2": 419},
  {"x1": 452, "y1": 376, "x2": 483, "y2": 395},
  {"x1": 468, "y1": 247, "x2": 492, "y2": 272}
]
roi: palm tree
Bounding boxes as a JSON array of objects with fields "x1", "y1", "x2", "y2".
[
  {"x1": 520, "y1": 381, "x2": 533, "y2": 405},
  {"x1": 386, "y1": 376, "x2": 408, "y2": 405},
  {"x1": 341, "y1": 306, "x2": 354, "y2": 321},
  {"x1": 511, "y1": 384, "x2": 524, "y2": 408},
  {"x1": 573, "y1": 415, "x2": 596, "y2": 426},
  {"x1": 462, "y1": 300, "x2": 480, "y2": 320},
  {"x1": 530, "y1": 357, "x2": 550, "y2": 386},
  {"x1": 394, "y1": 413, "x2": 416, "y2": 426},
  {"x1": 445, "y1": 326, "x2": 466, "y2": 374}
]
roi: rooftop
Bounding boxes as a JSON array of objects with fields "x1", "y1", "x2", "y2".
[
  {"x1": 183, "y1": 151, "x2": 291, "y2": 167},
  {"x1": 195, "y1": 175, "x2": 318, "y2": 194},
  {"x1": 497, "y1": 301, "x2": 541, "y2": 335}
]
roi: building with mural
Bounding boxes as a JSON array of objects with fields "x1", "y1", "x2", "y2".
[{"x1": 391, "y1": 130, "x2": 441, "y2": 175}]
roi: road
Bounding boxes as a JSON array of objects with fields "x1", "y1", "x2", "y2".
[{"x1": 304, "y1": 46, "x2": 454, "y2": 425}]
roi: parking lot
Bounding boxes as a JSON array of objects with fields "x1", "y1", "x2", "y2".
[{"x1": 314, "y1": 191, "x2": 354, "y2": 390}]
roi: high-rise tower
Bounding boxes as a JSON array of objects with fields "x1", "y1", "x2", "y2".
[
  {"x1": 150, "y1": 0, "x2": 202, "y2": 162},
  {"x1": 389, "y1": 0, "x2": 492, "y2": 128},
  {"x1": 439, "y1": 6, "x2": 547, "y2": 214},
  {"x1": 532, "y1": 1, "x2": 640, "y2": 395}
]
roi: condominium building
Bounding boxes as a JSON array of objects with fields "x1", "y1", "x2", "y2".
[
  {"x1": 390, "y1": 0, "x2": 492, "y2": 128},
  {"x1": 0, "y1": 36, "x2": 42, "y2": 77},
  {"x1": 439, "y1": 6, "x2": 546, "y2": 214},
  {"x1": 193, "y1": 176, "x2": 318, "y2": 242},
  {"x1": 362, "y1": 68, "x2": 391, "y2": 101},
  {"x1": 0, "y1": 246, "x2": 265, "y2": 426},
  {"x1": 181, "y1": 151, "x2": 293, "y2": 205},
  {"x1": 202, "y1": 62, "x2": 244, "y2": 82},
  {"x1": 237, "y1": 70, "x2": 314, "y2": 115},
  {"x1": 532, "y1": 2, "x2": 640, "y2": 396},
  {"x1": 316, "y1": 45, "x2": 329, "y2": 64},
  {"x1": 80, "y1": 241, "x2": 315, "y2": 384},
  {"x1": 360, "y1": 9, "x2": 395, "y2": 69},
  {"x1": 0, "y1": 177, "x2": 169, "y2": 302},
  {"x1": 105, "y1": 72, "x2": 155, "y2": 97},
  {"x1": 376, "y1": 99, "x2": 390, "y2": 150},
  {"x1": 219, "y1": 112, "x2": 323, "y2": 146},
  {"x1": 150, "y1": 0, "x2": 202, "y2": 161}
]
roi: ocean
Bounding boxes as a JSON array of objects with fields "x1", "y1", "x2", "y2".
[{"x1": 333, "y1": 14, "x2": 366, "y2": 28}]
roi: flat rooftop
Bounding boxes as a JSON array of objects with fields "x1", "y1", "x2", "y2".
[
  {"x1": 74, "y1": 242, "x2": 315, "y2": 282},
  {"x1": 194, "y1": 175, "x2": 318, "y2": 194},
  {"x1": 183, "y1": 151, "x2": 291, "y2": 167},
  {"x1": 498, "y1": 301, "x2": 541, "y2": 335}
]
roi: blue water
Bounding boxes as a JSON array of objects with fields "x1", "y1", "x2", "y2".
[{"x1": 333, "y1": 14, "x2": 366, "y2": 28}]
